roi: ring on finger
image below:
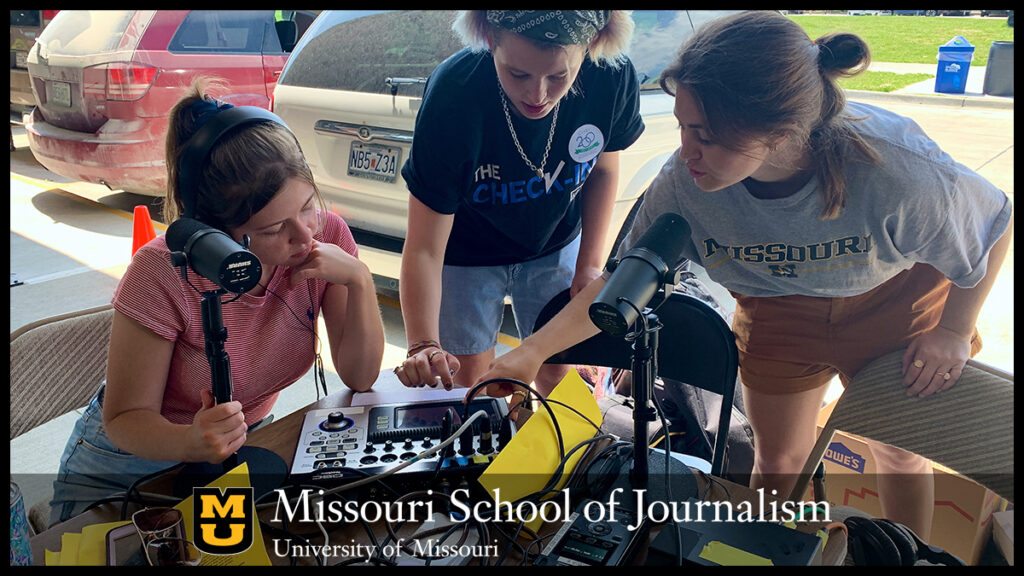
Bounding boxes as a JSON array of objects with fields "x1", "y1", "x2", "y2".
[
  {"x1": 427, "y1": 349, "x2": 443, "y2": 363},
  {"x1": 913, "y1": 359, "x2": 925, "y2": 369},
  {"x1": 943, "y1": 372, "x2": 951, "y2": 381}
]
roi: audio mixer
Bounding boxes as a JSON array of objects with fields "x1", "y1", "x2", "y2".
[{"x1": 289, "y1": 396, "x2": 515, "y2": 485}]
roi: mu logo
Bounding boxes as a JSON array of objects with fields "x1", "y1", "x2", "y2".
[{"x1": 193, "y1": 487, "x2": 254, "y2": 555}]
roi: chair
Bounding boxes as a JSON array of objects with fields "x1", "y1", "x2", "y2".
[
  {"x1": 534, "y1": 287, "x2": 740, "y2": 477},
  {"x1": 787, "y1": 349, "x2": 1014, "y2": 505},
  {"x1": 10, "y1": 304, "x2": 115, "y2": 533}
]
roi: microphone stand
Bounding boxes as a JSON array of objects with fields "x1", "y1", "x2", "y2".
[
  {"x1": 605, "y1": 278, "x2": 696, "y2": 513},
  {"x1": 201, "y1": 289, "x2": 234, "y2": 407},
  {"x1": 628, "y1": 310, "x2": 661, "y2": 489},
  {"x1": 173, "y1": 286, "x2": 287, "y2": 500}
]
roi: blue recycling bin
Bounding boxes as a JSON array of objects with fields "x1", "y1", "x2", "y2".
[{"x1": 935, "y1": 36, "x2": 975, "y2": 94}]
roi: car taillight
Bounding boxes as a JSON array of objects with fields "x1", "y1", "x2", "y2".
[
  {"x1": 42, "y1": 10, "x2": 60, "y2": 20},
  {"x1": 105, "y1": 63, "x2": 158, "y2": 101}
]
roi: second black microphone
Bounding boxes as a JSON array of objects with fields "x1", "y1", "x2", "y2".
[{"x1": 589, "y1": 212, "x2": 691, "y2": 335}]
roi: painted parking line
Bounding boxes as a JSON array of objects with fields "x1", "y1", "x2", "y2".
[
  {"x1": 11, "y1": 171, "x2": 524, "y2": 347},
  {"x1": 9, "y1": 172, "x2": 169, "y2": 232}
]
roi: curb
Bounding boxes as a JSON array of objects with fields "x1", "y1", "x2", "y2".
[{"x1": 846, "y1": 88, "x2": 1014, "y2": 111}]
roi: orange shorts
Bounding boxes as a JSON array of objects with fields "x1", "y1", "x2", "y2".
[{"x1": 731, "y1": 264, "x2": 982, "y2": 395}]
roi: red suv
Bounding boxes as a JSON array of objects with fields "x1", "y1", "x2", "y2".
[{"x1": 24, "y1": 10, "x2": 316, "y2": 196}]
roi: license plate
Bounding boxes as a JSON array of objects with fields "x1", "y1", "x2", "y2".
[
  {"x1": 348, "y1": 142, "x2": 401, "y2": 183},
  {"x1": 51, "y1": 81, "x2": 72, "y2": 107}
]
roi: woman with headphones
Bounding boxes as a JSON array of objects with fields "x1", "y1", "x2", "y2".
[{"x1": 48, "y1": 78, "x2": 385, "y2": 525}]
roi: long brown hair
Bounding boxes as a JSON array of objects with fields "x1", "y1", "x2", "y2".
[
  {"x1": 164, "y1": 77, "x2": 322, "y2": 231},
  {"x1": 660, "y1": 11, "x2": 881, "y2": 220}
]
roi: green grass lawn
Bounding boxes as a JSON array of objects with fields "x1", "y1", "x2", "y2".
[
  {"x1": 789, "y1": 14, "x2": 1013, "y2": 91},
  {"x1": 838, "y1": 71, "x2": 934, "y2": 92},
  {"x1": 789, "y1": 14, "x2": 1014, "y2": 66}
]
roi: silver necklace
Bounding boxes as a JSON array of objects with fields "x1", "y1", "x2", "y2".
[{"x1": 499, "y1": 82, "x2": 560, "y2": 179}]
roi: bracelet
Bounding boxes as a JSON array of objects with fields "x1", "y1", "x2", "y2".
[{"x1": 407, "y1": 339, "x2": 441, "y2": 358}]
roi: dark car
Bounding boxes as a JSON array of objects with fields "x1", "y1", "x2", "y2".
[
  {"x1": 10, "y1": 10, "x2": 59, "y2": 111},
  {"x1": 271, "y1": 11, "x2": 743, "y2": 285},
  {"x1": 24, "y1": 10, "x2": 316, "y2": 196}
]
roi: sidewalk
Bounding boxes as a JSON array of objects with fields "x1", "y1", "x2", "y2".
[{"x1": 853, "y1": 61, "x2": 1014, "y2": 110}]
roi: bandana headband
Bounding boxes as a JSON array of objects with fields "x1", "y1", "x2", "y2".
[{"x1": 486, "y1": 10, "x2": 611, "y2": 46}]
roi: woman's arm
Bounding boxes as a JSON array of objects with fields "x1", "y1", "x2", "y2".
[
  {"x1": 321, "y1": 266, "x2": 385, "y2": 393},
  {"x1": 291, "y1": 240, "x2": 385, "y2": 393},
  {"x1": 902, "y1": 216, "x2": 1014, "y2": 396},
  {"x1": 477, "y1": 274, "x2": 607, "y2": 397},
  {"x1": 103, "y1": 311, "x2": 247, "y2": 463},
  {"x1": 573, "y1": 151, "x2": 621, "y2": 296},
  {"x1": 398, "y1": 195, "x2": 459, "y2": 388}
]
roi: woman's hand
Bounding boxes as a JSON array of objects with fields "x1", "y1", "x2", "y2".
[
  {"x1": 475, "y1": 348, "x2": 546, "y2": 421},
  {"x1": 395, "y1": 346, "x2": 461, "y2": 390},
  {"x1": 901, "y1": 326, "x2": 972, "y2": 398},
  {"x1": 290, "y1": 240, "x2": 369, "y2": 288},
  {"x1": 188, "y1": 389, "x2": 248, "y2": 464},
  {"x1": 476, "y1": 346, "x2": 545, "y2": 398}
]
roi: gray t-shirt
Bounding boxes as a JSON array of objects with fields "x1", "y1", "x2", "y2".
[{"x1": 616, "y1": 102, "x2": 1012, "y2": 298}]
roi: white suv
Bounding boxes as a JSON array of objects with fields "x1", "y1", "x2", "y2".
[{"x1": 272, "y1": 10, "x2": 739, "y2": 297}]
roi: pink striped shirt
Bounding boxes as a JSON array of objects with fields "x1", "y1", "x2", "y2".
[{"x1": 112, "y1": 211, "x2": 358, "y2": 427}]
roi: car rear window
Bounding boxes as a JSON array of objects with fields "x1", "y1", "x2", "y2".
[
  {"x1": 279, "y1": 10, "x2": 462, "y2": 97},
  {"x1": 169, "y1": 10, "x2": 270, "y2": 54},
  {"x1": 10, "y1": 10, "x2": 42, "y2": 27},
  {"x1": 36, "y1": 10, "x2": 136, "y2": 56},
  {"x1": 629, "y1": 10, "x2": 741, "y2": 89}
]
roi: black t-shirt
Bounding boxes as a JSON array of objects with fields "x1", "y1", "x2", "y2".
[{"x1": 402, "y1": 48, "x2": 645, "y2": 266}]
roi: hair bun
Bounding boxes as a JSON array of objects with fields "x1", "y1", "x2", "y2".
[{"x1": 816, "y1": 33, "x2": 870, "y2": 77}]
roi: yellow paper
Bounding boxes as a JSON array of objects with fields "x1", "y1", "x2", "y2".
[
  {"x1": 80, "y1": 521, "x2": 131, "y2": 565},
  {"x1": 174, "y1": 461, "x2": 273, "y2": 566},
  {"x1": 700, "y1": 540, "x2": 774, "y2": 566},
  {"x1": 45, "y1": 549, "x2": 62, "y2": 566},
  {"x1": 478, "y1": 369, "x2": 603, "y2": 504},
  {"x1": 58, "y1": 532, "x2": 81, "y2": 565}
]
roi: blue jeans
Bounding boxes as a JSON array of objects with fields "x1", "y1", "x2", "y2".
[
  {"x1": 439, "y1": 235, "x2": 580, "y2": 355},
  {"x1": 49, "y1": 385, "x2": 180, "y2": 526}
]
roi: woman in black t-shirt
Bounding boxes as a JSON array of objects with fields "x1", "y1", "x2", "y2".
[{"x1": 395, "y1": 10, "x2": 644, "y2": 396}]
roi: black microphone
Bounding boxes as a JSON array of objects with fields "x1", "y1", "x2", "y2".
[
  {"x1": 589, "y1": 212, "x2": 691, "y2": 335},
  {"x1": 166, "y1": 218, "x2": 262, "y2": 294}
]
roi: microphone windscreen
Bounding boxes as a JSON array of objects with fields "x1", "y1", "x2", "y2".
[
  {"x1": 166, "y1": 217, "x2": 208, "y2": 252},
  {"x1": 630, "y1": 212, "x2": 692, "y2": 267}
]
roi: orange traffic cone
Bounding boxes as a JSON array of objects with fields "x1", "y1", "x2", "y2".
[{"x1": 132, "y1": 205, "x2": 157, "y2": 256}]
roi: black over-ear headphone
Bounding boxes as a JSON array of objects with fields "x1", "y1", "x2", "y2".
[
  {"x1": 177, "y1": 105, "x2": 289, "y2": 220},
  {"x1": 844, "y1": 516, "x2": 966, "y2": 566}
]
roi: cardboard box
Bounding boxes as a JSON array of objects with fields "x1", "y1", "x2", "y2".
[
  {"x1": 805, "y1": 399, "x2": 1008, "y2": 565},
  {"x1": 992, "y1": 510, "x2": 1013, "y2": 565}
]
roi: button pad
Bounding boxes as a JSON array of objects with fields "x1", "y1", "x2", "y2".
[{"x1": 290, "y1": 400, "x2": 516, "y2": 483}]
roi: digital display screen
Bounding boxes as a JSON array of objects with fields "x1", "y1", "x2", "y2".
[
  {"x1": 559, "y1": 540, "x2": 610, "y2": 564},
  {"x1": 393, "y1": 402, "x2": 491, "y2": 429},
  {"x1": 106, "y1": 524, "x2": 148, "y2": 566},
  {"x1": 394, "y1": 405, "x2": 456, "y2": 428}
]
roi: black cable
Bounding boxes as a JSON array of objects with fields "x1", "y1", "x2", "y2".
[
  {"x1": 118, "y1": 462, "x2": 188, "y2": 520},
  {"x1": 651, "y1": 390, "x2": 684, "y2": 566},
  {"x1": 260, "y1": 279, "x2": 327, "y2": 398},
  {"x1": 466, "y1": 378, "x2": 566, "y2": 462},
  {"x1": 543, "y1": 398, "x2": 602, "y2": 432}
]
